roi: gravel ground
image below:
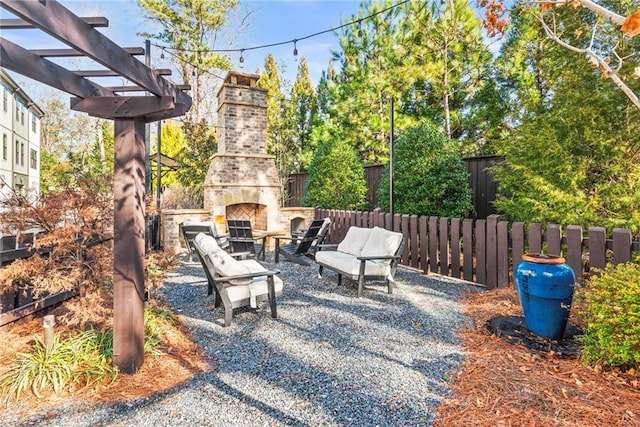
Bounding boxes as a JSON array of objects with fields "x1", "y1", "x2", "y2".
[{"x1": 3, "y1": 254, "x2": 477, "y2": 427}]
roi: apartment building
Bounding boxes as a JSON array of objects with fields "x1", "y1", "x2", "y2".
[{"x1": 0, "y1": 69, "x2": 43, "y2": 202}]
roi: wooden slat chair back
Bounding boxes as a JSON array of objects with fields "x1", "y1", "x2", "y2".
[
  {"x1": 226, "y1": 219, "x2": 265, "y2": 260},
  {"x1": 274, "y1": 218, "x2": 331, "y2": 265},
  {"x1": 180, "y1": 221, "x2": 229, "y2": 262}
]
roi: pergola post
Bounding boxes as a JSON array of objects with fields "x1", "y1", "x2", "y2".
[{"x1": 112, "y1": 118, "x2": 146, "y2": 373}]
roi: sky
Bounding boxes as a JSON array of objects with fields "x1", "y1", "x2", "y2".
[{"x1": 1, "y1": 0, "x2": 365, "y2": 100}]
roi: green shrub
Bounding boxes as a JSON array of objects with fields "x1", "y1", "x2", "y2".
[
  {"x1": 0, "y1": 306, "x2": 178, "y2": 401},
  {"x1": 377, "y1": 121, "x2": 473, "y2": 217},
  {"x1": 577, "y1": 262, "x2": 640, "y2": 370},
  {"x1": 303, "y1": 138, "x2": 367, "y2": 210}
]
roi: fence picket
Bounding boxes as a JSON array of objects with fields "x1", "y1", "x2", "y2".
[
  {"x1": 429, "y1": 217, "x2": 438, "y2": 274},
  {"x1": 612, "y1": 228, "x2": 632, "y2": 265},
  {"x1": 476, "y1": 219, "x2": 487, "y2": 286},
  {"x1": 420, "y1": 216, "x2": 428, "y2": 272},
  {"x1": 497, "y1": 220, "x2": 509, "y2": 287},
  {"x1": 439, "y1": 218, "x2": 449, "y2": 275},
  {"x1": 401, "y1": 215, "x2": 410, "y2": 266},
  {"x1": 410, "y1": 215, "x2": 419, "y2": 269},
  {"x1": 547, "y1": 224, "x2": 562, "y2": 256},
  {"x1": 451, "y1": 218, "x2": 461, "y2": 279},
  {"x1": 463, "y1": 219, "x2": 474, "y2": 281},
  {"x1": 565, "y1": 226, "x2": 583, "y2": 282},
  {"x1": 528, "y1": 223, "x2": 543, "y2": 254},
  {"x1": 486, "y1": 215, "x2": 498, "y2": 288},
  {"x1": 589, "y1": 227, "x2": 607, "y2": 272}
]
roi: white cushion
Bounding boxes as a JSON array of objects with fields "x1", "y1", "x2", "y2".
[
  {"x1": 195, "y1": 233, "x2": 251, "y2": 285},
  {"x1": 316, "y1": 251, "x2": 390, "y2": 278},
  {"x1": 361, "y1": 227, "x2": 403, "y2": 259},
  {"x1": 336, "y1": 227, "x2": 371, "y2": 257}
]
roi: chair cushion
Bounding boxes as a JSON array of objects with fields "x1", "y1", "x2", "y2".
[
  {"x1": 360, "y1": 227, "x2": 403, "y2": 259},
  {"x1": 195, "y1": 233, "x2": 251, "y2": 285},
  {"x1": 336, "y1": 227, "x2": 371, "y2": 257},
  {"x1": 316, "y1": 251, "x2": 390, "y2": 278}
]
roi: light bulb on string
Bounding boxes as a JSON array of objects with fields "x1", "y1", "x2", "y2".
[
  {"x1": 160, "y1": 49, "x2": 165, "y2": 59},
  {"x1": 293, "y1": 40, "x2": 298, "y2": 57},
  {"x1": 358, "y1": 20, "x2": 363, "y2": 38},
  {"x1": 239, "y1": 49, "x2": 245, "y2": 67}
]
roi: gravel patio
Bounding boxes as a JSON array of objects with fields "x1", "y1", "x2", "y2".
[{"x1": 6, "y1": 254, "x2": 477, "y2": 427}]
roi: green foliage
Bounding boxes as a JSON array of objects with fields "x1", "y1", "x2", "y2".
[
  {"x1": 0, "y1": 306, "x2": 179, "y2": 401},
  {"x1": 577, "y1": 263, "x2": 640, "y2": 371},
  {"x1": 177, "y1": 119, "x2": 216, "y2": 190},
  {"x1": 303, "y1": 124, "x2": 367, "y2": 210},
  {"x1": 157, "y1": 120, "x2": 186, "y2": 187},
  {"x1": 0, "y1": 330, "x2": 116, "y2": 402},
  {"x1": 491, "y1": 6, "x2": 640, "y2": 233},
  {"x1": 377, "y1": 122, "x2": 473, "y2": 217}
]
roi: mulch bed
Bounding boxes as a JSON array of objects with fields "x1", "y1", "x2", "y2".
[{"x1": 434, "y1": 287, "x2": 640, "y2": 427}]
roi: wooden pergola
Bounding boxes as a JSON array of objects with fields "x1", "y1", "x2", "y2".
[{"x1": 0, "y1": 0, "x2": 192, "y2": 373}]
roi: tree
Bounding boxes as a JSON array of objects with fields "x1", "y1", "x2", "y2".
[
  {"x1": 377, "y1": 122, "x2": 473, "y2": 217},
  {"x1": 288, "y1": 57, "x2": 318, "y2": 172},
  {"x1": 303, "y1": 120, "x2": 367, "y2": 210},
  {"x1": 491, "y1": 6, "x2": 640, "y2": 232},
  {"x1": 482, "y1": 0, "x2": 640, "y2": 109},
  {"x1": 398, "y1": 0, "x2": 494, "y2": 143},
  {"x1": 157, "y1": 120, "x2": 186, "y2": 187},
  {"x1": 137, "y1": 0, "x2": 241, "y2": 120},
  {"x1": 177, "y1": 119, "x2": 216, "y2": 189}
]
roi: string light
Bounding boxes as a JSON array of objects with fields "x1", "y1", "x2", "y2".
[
  {"x1": 150, "y1": 0, "x2": 409, "y2": 57},
  {"x1": 239, "y1": 49, "x2": 245, "y2": 67},
  {"x1": 358, "y1": 19, "x2": 363, "y2": 38},
  {"x1": 293, "y1": 40, "x2": 298, "y2": 57},
  {"x1": 160, "y1": 48, "x2": 165, "y2": 59}
]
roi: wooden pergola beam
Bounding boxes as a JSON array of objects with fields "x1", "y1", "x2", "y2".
[
  {"x1": 30, "y1": 47, "x2": 145, "y2": 57},
  {"x1": 0, "y1": 16, "x2": 109, "y2": 29},
  {"x1": 1, "y1": 0, "x2": 190, "y2": 109},
  {"x1": 71, "y1": 96, "x2": 175, "y2": 119},
  {"x1": 75, "y1": 69, "x2": 172, "y2": 77},
  {"x1": 0, "y1": 37, "x2": 113, "y2": 98}
]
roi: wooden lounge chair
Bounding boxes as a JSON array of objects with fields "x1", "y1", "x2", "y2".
[
  {"x1": 226, "y1": 219, "x2": 266, "y2": 260},
  {"x1": 180, "y1": 221, "x2": 229, "y2": 262},
  {"x1": 274, "y1": 218, "x2": 331, "y2": 265},
  {"x1": 192, "y1": 233, "x2": 283, "y2": 327}
]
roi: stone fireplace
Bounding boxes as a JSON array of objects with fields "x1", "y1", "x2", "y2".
[{"x1": 204, "y1": 72, "x2": 282, "y2": 234}]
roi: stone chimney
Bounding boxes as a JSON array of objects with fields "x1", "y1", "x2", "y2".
[{"x1": 203, "y1": 71, "x2": 282, "y2": 233}]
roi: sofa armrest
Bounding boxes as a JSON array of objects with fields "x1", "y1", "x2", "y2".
[{"x1": 356, "y1": 255, "x2": 400, "y2": 261}]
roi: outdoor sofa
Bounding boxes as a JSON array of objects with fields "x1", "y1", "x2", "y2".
[{"x1": 315, "y1": 226, "x2": 404, "y2": 298}]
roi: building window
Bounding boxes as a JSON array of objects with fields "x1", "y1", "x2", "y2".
[
  {"x1": 31, "y1": 114, "x2": 36, "y2": 132},
  {"x1": 15, "y1": 104, "x2": 19, "y2": 120},
  {"x1": 2, "y1": 134, "x2": 6, "y2": 160},
  {"x1": 15, "y1": 141, "x2": 19, "y2": 164},
  {"x1": 20, "y1": 142, "x2": 24, "y2": 166},
  {"x1": 21, "y1": 109, "x2": 24, "y2": 125},
  {"x1": 2, "y1": 90, "x2": 7, "y2": 112},
  {"x1": 30, "y1": 149, "x2": 37, "y2": 169}
]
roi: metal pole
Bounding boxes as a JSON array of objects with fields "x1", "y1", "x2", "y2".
[
  {"x1": 389, "y1": 96, "x2": 394, "y2": 227},
  {"x1": 156, "y1": 121, "x2": 162, "y2": 212},
  {"x1": 144, "y1": 40, "x2": 152, "y2": 195}
]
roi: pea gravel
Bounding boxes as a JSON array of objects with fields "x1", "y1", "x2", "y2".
[{"x1": 2, "y1": 254, "x2": 478, "y2": 427}]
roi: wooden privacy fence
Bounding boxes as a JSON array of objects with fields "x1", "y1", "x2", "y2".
[{"x1": 315, "y1": 208, "x2": 640, "y2": 288}]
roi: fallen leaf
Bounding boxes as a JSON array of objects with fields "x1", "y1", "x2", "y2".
[
  {"x1": 621, "y1": 11, "x2": 640, "y2": 37},
  {"x1": 632, "y1": 65, "x2": 640, "y2": 79}
]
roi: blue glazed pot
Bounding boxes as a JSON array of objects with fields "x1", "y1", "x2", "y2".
[{"x1": 514, "y1": 254, "x2": 576, "y2": 340}]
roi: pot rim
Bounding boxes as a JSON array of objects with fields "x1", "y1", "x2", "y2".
[{"x1": 521, "y1": 253, "x2": 566, "y2": 264}]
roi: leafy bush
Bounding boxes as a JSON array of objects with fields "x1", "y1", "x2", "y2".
[
  {"x1": 377, "y1": 121, "x2": 473, "y2": 217},
  {"x1": 303, "y1": 137, "x2": 367, "y2": 210},
  {"x1": 577, "y1": 262, "x2": 640, "y2": 371},
  {"x1": 0, "y1": 306, "x2": 179, "y2": 401}
]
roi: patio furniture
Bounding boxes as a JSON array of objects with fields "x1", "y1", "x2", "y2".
[
  {"x1": 274, "y1": 218, "x2": 331, "y2": 266},
  {"x1": 192, "y1": 233, "x2": 282, "y2": 327},
  {"x1": 180, "y1": 221, "x2": 229, "y2": 262},
  {"x1": 226, "y1": 219, "x2": 266, "y2": 260},
  {"x1": 315, "y1": 226, "x2": 404, "y2": 298}
]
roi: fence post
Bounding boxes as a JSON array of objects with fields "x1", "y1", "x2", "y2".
[
  {"x1": 486, "y1": 215, "x2": 499, "y2": 289},
  {"x1": 547, "y1": 224, "x2": 562, "y2": 256},
  {"x1": 463, "y1": 219, "x2": 474, "y2": 282},
  {"x1": 476, "y1": 219, "x2": 487, "y2": 286},
  {"x1": 451, "y1": 218, "x2": 461, "y2": 279},
  {"x1": 566, "y1": 225, "x2": 583, "y2": 283},
  {"x1": 420, "y1": 216, "x2": 428, "y2": 273},
  {"x1": 497, "y1": 219, "x2": 509, "y2": 287},
  {"x1": 429, "y1": 216, "x2": 439, "y2": 274},
  {"x1": 588, "y1": 227, "x2": 607, "y2": 272}
]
